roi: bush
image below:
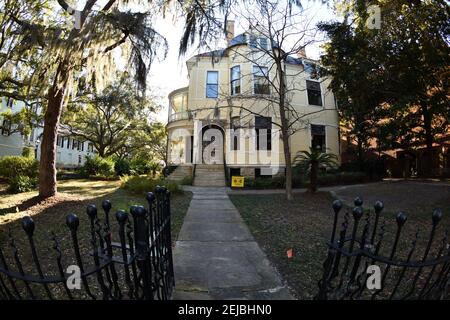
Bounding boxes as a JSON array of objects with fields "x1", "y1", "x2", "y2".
[
  {"x1": 22, "y1": 147, "x2": 34, "y2": 158},
  {"x1": 83, "y1": 155, "x2": 115, "y2": 178},
  {"x1": 120, "y1": 176, "x2": 181, "y2": 194},
  {"x1": 130, "y1": 158, "x2": 154, "y2": 175},
  {"x1": 7, "y1": 175, "x2": 37, "y2": 193},
  {"x1": 180, "y1": 176, "x2": 193, "y2": 186},
  {"x1": 114, "y1": 158, "x2": 131, "y2": 176},
  {"x1": 0, "y1": 156, "x2": 39, "y2": 182},
  {"x1": 243, "y1": 176, "x2": 285, "y2": 189}
]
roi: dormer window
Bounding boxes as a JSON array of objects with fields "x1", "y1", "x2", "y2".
[{"x1": 249, "y1": 36, "x2": 268, "y2": 50}]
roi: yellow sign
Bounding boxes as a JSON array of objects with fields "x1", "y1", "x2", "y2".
[{"x1": 231, "y1": 176, "x2": 244, "y2": 188}]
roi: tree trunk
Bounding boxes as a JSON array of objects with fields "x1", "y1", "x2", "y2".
[
  {"x1": 38, "y1": 61, "x2": 70, "y2": 198},
  {"x1": 277, "y1": 61, "x2": 293, "y2": 201},
  {"x1": 310, "y1": 160, "x2": 318, "y2": 192},
  {"x1": 422, "y1": 104, "x2": 433, "y2": 177}
]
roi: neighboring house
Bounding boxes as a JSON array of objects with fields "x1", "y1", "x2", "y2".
[
  {"x1": 166, "y1": 22, "x2": 339, "y2": 185},
  {"x1": 0, "y1": 97, "x2": 95, "y2": 168}
]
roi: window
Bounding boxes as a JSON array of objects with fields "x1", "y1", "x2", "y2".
[
  {"x1": 1, "y1": 119, "x2": 11, "y2": 136},
  {"x1": 249, "y1": 36, "x2": 268, "y2": 50},
  {"x1": 229, "y1": 168, "x2": 241, "y2": 177},
  {"x1": 249, "y1": 35, "x2": 257, "y2": 48},
  {"x1": 67, "y1": 138, "x2": 71, "y2": 149},
  {"x1": 259, "y1": 37, "x2": 268, "y2": 50},
  {"x1": 255, "y1": 116, "x2": 271, "y2": 151},
  {"x1": 88, "y1": 143, "x2": 94, "y2": 152},
  {"x1": 206, "y1": 71, "x2": 218, "y2": 98},
  {"x1": 306, "y1": 80, "x2": 322, "y2": 106},
  {"x1": 255, "y1": 168, "x2": 271, "y2": 179},
  {"x1": 6, "y1": 97, "x2": 13, "y2": 108},
  {"x1": 311, "y1": 124, "x2": 326, "y2": 151},
  {"x1": 231, "y1": 116, "x2": 240, "y2": 151},
  {"x1": 72, "y1": 139, "x2": 77, "y2": 150},
  {"x1": 253, "y1": 66, "x2": 270, "y2": 94},
  {"x1": 78, "y1": 141, "x2": 83, "y2": 151},
  {"x1": 230, "y1": 66, "x2": 241, "y2": 95}
]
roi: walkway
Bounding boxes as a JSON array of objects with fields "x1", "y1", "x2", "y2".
[{"x1": 172, "y1": 186, "x2": 293, "y2": 300}]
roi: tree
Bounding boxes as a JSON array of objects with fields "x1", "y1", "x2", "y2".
[
  {"x1": 214, "y1": 0, "x2": 336, "y2": 200},
  {"x1": 64, "y1": 74, "x2": 161, "y2": 158},
  {"x1": 319, "y1": 0, "x2": 449, "y2": 174},
  {"x1": 294, "y1": 146, "x2": 338, "y2": 192}
]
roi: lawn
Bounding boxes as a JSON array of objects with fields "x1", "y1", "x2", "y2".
[
  {"x1": 229, "y1": 181, "x2": 450, "y2": 299},
  {"x1": 0, "y1": 179, "x2": 192, "y2": 299}
]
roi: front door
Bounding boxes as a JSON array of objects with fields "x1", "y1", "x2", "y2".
[{"x1": 202, "y1": 125, "x2": 224, "y2": 164}]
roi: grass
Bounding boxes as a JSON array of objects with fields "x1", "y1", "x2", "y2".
[
  {"x1": 0, "y1": 179, "x2": 192, "y2": 299},
  {"x1": 229, "y1": 181, "x2": 450, "y2": 299}
]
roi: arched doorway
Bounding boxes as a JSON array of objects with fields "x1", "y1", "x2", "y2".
[{"x1": 201, "y1": 124, "x2": 224, "y2": 164}]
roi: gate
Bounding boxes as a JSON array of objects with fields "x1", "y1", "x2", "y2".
[
  {"x1": 0, "y1": 187, "x2": 175, "y2": 300},
  {"x1": 317, "y1": 197, "x2": 450, "y2": 300}
]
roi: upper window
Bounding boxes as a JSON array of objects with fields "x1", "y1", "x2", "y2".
[
  {"x1": 253, "y1": 66, "x2": 270, "y2": 95},
  {"x1": 249, "y1": 36, "x2": 268, "y2": 50},
  {"x1": 306, "y1": 80, "x2": 322, "y2": 106},
  {"x1": 311, "y1": 124, "x2": 326, "y2": 151},
  {"x1": 259, "y1": 37, "x2": 268, "y2": 50},
  {"x1": 206, "y1": 71, "x2": 218, "y2": 98},
  {"x1": 230, "y1": 66, "x2": 241, "y2": 95}
]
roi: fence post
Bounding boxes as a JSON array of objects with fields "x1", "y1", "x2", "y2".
[{"x1": 131, "y1": 205, "x2": 153, "y2": 300}]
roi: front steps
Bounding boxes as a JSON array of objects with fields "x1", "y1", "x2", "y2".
[
  {"x1": 166, "y1": 165, "x2": 192, "y2": 183},
  {"x1": 193, "y1": 164, "x2": 226, "y2": 187}
]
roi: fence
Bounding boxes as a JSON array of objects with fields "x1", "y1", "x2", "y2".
[
  {"x1": 0, "y1": 187, "x2": 174, "y2": 300},
  {"x1": 316, "y1": 197, "x2": 450, "y2": 300}
]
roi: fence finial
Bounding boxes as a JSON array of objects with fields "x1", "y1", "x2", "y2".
[
  {"x1": 86, "y1": 204, "x2": 97, "y2": 220},
  {"x1": 21, "y1": 216, "x2": 35, "y2": 237},
  {"x1": 354, "y1": 197, "x2": 363, "y2": 207},
  {"x1": 432, "y1": 208, "x2": 443, "y2": 226},
  {"x1": 332, "y1": 199, "x2": 343, "y2": 213},
  {"x1": 66, "y1": 214, "x2": 80, "y2": 230}
]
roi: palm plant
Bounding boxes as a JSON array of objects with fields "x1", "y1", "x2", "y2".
[{"x1": 294, "y1": 147, "x2": 338, "y2": 192}]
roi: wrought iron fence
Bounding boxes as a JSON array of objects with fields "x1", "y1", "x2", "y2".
[
  {"x1": 316, "y1": 197, "x2": 450, "y2": 300},
  {"x1": 0, "y1": 187, "x2": 174, "y2": 300}
]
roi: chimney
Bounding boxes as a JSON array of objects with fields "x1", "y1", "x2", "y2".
[
  {"x1": 297, "y1": 47, "x2": 307, "y2": 59},
  {"x1": 226, "y1": 20, "x2": 235, "y2": 44}
]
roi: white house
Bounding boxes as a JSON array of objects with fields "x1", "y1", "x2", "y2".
[{"x1": 0, "y1": 97, "x2": 95, "y2": 168}]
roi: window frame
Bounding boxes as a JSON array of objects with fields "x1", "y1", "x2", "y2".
[
  {"x1": 306, "y1": 79, "x2": 323, "y2": 106},
  {"x1": 206, "y1": 70, "x2": 219, "y2": 98},
  {"x1": 310, "y1": 124, "x2": 326, "y2": 152},
  {"x1": 253, "y1": 66, "x2": 270, "y2": 95},
  {"x1": 230, "y1": 65, "x2": 241, "y2": 96},
  {"x1": 255, "y1": 116, "x2": 272, "y2": 151}
]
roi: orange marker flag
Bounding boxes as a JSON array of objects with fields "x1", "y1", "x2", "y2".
[{"x1": 287, "y1": 248, "x2": 294, "y2": 259}]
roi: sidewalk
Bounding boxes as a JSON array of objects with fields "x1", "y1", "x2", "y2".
[{"x1": 172, "y1": 187, "x2": 293, "y2": 300}]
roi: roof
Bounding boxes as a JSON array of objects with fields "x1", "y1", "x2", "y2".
[{"x1": 193, "y1": 33, "x2": 312, "y2": 67}]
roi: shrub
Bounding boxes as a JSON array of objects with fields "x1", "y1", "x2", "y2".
[
  {"x1": 337, "y1": 171, "x2": 367, "y2": 184},
  {"x1": 0, "y1": 156, "x2": 39, "y2": 182},
  {"x1": 180, "y1": 176, "x2": 193, "y2": 185},
  {"x1": 22, "y1": 147, "x2": 34, "y2": 158},
  {"x1": 243, "y1": 176, "x2": 285, "y2": 189},
  {"x1": 114, "y1": 158, "x2": 131, "y2": 176},
  {"x1": 83, "y1": 155, "x2": 115, "y2": 178},
  {"x1": 120, "y1": 176, "x2": 181, "y2": 194},
  {"x1": 130, "y1": 158, "x2": 154, "y2": 175},
  {"x1": 7, "y1": 175, "x2": 37, "y2": 193}
]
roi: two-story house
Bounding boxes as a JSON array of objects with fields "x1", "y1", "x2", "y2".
[
  {"x1": 166, "y1": 22, "x2": 340, "y2": 186},
  {"x1": 0, "y1": 97, "x2": 95, "y2": 168}
]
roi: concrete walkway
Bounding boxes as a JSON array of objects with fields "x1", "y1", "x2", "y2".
[{"x1": 172, "y1": 187, "x2": 293, "y2": 300}]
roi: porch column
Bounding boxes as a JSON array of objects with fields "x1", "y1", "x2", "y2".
[{"x1": 193, "y1": 119, "x2": 202, "y2": 164}]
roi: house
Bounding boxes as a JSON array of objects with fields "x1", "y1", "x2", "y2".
[
  {"x1": 0, "y1": 97, "x2": 95, "y2": 168},
  {"x1": 166, "y1": 22, "x2": 340, "y2": 186}
]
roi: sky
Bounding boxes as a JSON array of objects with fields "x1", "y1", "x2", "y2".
[{"x1": 147, "y1": 1, "x2": 339, "y2": 123}]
